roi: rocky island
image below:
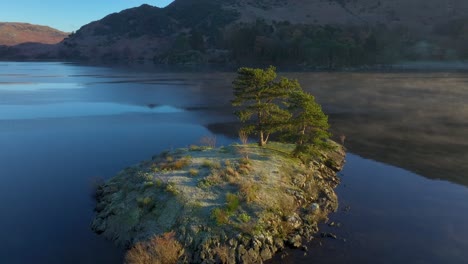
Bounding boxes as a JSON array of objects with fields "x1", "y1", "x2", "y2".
[
  {"x1": 92, "y1": 141, "x2": 345, "y2": 263},
  {"x1": 92, "y1": 66, "x2": 345, "y2": 263}
]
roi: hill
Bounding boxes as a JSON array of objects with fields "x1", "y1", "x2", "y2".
[
  {"x1": 3, "y1": 0, "x2": 468, "y2": 66},
  {"x1": 0, "y1": 22, "x2": 68, "y2": 46}
]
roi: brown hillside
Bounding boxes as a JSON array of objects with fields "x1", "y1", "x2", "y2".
[{"x1": 0, "y1": 22, "x2": 68, "y2": 46}]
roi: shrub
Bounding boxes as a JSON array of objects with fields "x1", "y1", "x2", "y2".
[
  {"x1": 211, "y1": 208, "x2": 229, "y2": 225},
  {"x1": 125, "y1": 231, "x2": 183, "y2": 264},
  {"x1": 238, "y1": 213, "x2": 251, "y2": 223},
  {"x1": 165, "y1": 182, "x2": 179, "y2": 195},
  {"x1": 226, "y1": 193, "x2": 240, "y2": 213},
  {"x1": 137, "y1": 197, "x2": 153, "y2": 208}
]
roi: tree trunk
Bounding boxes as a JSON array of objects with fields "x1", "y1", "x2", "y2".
[
  {"x1": 264, "y1": 133, "x2": 270, "y2": 145},
  {"x1": 259, "y1": 131, "x2": 266, "y2": 146},
  {"x1": 299, "y1": 125, "x2": 306, "y2": 145}
]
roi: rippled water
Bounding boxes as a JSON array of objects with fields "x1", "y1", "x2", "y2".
[{"x1": 0, "y1": 62, "x2": 466, "y2": 263}]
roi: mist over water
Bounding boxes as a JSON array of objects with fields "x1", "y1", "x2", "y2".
[{"x1": 0, "y1": 62, "x2": 467, "y2": 264}]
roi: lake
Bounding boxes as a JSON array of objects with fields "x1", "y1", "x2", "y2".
[{"x1": 0, "y1": 62, "x2": 467, "y2": 263}]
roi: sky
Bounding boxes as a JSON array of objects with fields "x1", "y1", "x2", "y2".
[{"x1": 0, "y1": 0, "x2": 174, "y2": 32}]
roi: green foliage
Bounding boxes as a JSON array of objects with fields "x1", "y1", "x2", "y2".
[
  {"x1": 232, "y1": 66, "x2": 298, "y2": 146},
  {"x1": 226, "y1": 193, "x2": 240, "y2": 213},
  {"x1": 284, "y1": 90, "x2": 331, "y2": 157},
  {"x1": 137, "y1": 196, "x2": 153, "y2": 208},
  {"x1": 165, "y1": 182, "x2": 179, "y2": 195},
  {"x1": 143, "y1": 181, "x2": 154, "y2": 188},
  {"x1": 238, "y1": 213, "x2": 251, "y2": 223},
  {"x1": 224, "y1": 21, "x2": 414, "y2": 67},
  {"x1": 189, "y1": 145, "x2": 206, "y2": 151},
  {"x1": 232, "y1": 66, "x2": 331, "y2": 162},
  {"x1": 211, "y1": 208, "x2": 230, "y2": 225}
]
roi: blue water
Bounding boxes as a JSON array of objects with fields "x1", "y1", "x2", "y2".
[
  {"x1": 271, "y1": 154, "x2": 468, "y2": 264},
  {"x1": 1, "y1": 62, "x2": 467, "y2": 264}
]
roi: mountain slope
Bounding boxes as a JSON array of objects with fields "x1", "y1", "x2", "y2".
[
  {"x1": 0, "y1": 22, "x2": 68, "y2": 46},
  {"x1": 3, "y1": 0, "x2": 468, "y2": 65},
  {"x1": 231, "y1": 0, "x2": 468, "y2": 31}
]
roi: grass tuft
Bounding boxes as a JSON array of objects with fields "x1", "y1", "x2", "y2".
[{"x1": 125, "y1": 231, "x2": 183, "y2": 264}]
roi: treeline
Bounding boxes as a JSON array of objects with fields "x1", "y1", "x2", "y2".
[
  {"x1": 159, "y1": 18, "x2": 468, "y2": 67},
  {"x1": 224, "y1": 20, "x2": 408, "y2": 68},
  {"x1": 158, "y1": 19, "x2": 416, "y2": 67}
]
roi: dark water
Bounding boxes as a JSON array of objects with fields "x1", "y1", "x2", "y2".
[{"x1": 0, "y1": 62, "x2": 467, "y2": 263}]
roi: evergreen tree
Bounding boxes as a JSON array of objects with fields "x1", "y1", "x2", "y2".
[
  {"x1": 232, "y1": 66, "x2": 298, "y2": 146},
  {"x1": 285, "y1": 90, "x2": 331, "y2": 159}
]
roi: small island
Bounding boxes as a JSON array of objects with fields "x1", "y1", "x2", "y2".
[{"x1": 92, "y1": 67, "x2": 346, "y2": 263}]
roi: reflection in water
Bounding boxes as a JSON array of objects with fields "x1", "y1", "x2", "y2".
[
  {"x1": 269, "y1": 154, "x2": 468, "y2": 264},
  {"x1": 0, "y1": 62, "x2": 467, "y2": 264},
  {"x1": 0, "y1": 82, "x2": 83, "y2": 91},
  {"x1": 0, "y1": 103, "x2": 183, "y2": 120},
  {"x1": 289, "y1": 72, "x2": 468, "y2": 186}
]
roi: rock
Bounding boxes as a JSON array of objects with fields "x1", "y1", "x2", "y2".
[
  {"x1": 228, "y1": 238, "x2": 238, "y2": 248},
  {"x1": 287, "y1": 213, "x2": 303, "y2": 229},
  {"x1": 288, "y1": 235, "x2": 302, "y2": 248},
  {"x1": 240, "y1": 248, "x2": 259, "y2": 263},
  {"x1": 310, "y1": 203, "x2": 320, "y2": 212},
  {"x1": 274, "y1": 238, "x2": 284, "y2": 249},
  {"x1": 321, "y1": 232, "x2": 338, "y2": 239},
  {"x1": 260, "y1": 247, "x2": 272, "y2": 261}
]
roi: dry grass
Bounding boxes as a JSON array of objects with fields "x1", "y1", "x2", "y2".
[
  {"x1": 276, "y1": 194, "x2": 296, "y2": 217},
  {"x1": 238, "y1": 180, "x2": 260, "y2": 203},
  {"x1": 125, "y1": 231, "x2": 183, "y2": 264},
  {"x1": 188, "y1": 168, "x2": 199, "y2": 177},
  {"x1": 159, "y1": 156, "x2": 191, "y2": 171},
  {"x1": 222, "y1": 166, "x2": 241, "y2": 184},
  {"x1": 236, "y1": 145, "x2": 250, "y2": 159},
  {"x1": 201, "y1": 159, "x2": 221, "y2": 170}
]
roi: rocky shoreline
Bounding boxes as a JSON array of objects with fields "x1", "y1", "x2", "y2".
[{"x1": 92, "y1": 142, "x2": 345, "y2": 263}]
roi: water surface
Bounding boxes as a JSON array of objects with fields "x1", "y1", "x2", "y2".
[{"x1": 0, "y1": 62, "x2": 467, "y2": 263}]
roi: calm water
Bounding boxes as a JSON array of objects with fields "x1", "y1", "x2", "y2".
[{"x1": 0, "y1": 62, "x2": 467, "y2": 263}]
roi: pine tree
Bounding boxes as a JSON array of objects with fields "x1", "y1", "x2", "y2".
[
  {"x1": 285, "y1": 90, "x2": 331, "y2": 159},
  {"x1": 232, "y1": 66, "x2": 298, "y2": 146}
]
